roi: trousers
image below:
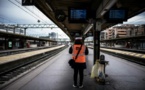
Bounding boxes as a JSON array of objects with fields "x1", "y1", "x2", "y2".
[{"x1": 73, "y1": 68, "x2": 84, "y2": 85}]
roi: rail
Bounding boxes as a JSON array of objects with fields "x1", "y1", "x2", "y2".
[
  {"x1": 87, "y1": 45, "x2": 145, "y2": 65},
  {"x1": 100, "y1": 46, "x2": 145, "y2": 54},
  {"x1": 0, "y1": 45, "x2": 59, "y2": 57},
  {"x1": 0, "y1": 45, "x2": 68, "y2": 89}
]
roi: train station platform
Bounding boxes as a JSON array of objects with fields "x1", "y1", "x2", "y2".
[
  {"x1": 2, "y1": 47, "x2": 145, "y2": 90},
  {"x1": 0, "y1": 45, "x2": 65, "y2": 65},
  {"x1": 87, "y1": 46, "x2": 145, "y2": 65}
]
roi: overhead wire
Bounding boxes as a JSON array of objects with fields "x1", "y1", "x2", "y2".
[
  {"x1": 8, "y1": 0, "x2": 42, "y2": 23},
  {"x1": 15, "y1": 0, "x2": 49, "y2": 24},
  {"x1": 0, "y1": 16, "x2": 17, "y2": 24},
  {"x1": 1, "y1": 0, "x2": 54, "y2": 37}
]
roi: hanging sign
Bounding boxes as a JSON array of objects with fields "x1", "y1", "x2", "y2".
[{"x1": 22, "y1": 0, "x2": 35, "y2": 6}]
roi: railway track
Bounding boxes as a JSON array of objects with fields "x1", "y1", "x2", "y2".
[
  {"x1": 0, "y1": 45, "x2": 58, "y2": 57},
  {"x1": 0, "y1": 46, "x2": 68, "y2": 89},
  {"x1": 88, "y1": 46, "x2": 145, "y2": 65}
]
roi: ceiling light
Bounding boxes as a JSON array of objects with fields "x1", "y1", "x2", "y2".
[{"x1": 46, "y1": 3, "x2": 53, "y2": 12}]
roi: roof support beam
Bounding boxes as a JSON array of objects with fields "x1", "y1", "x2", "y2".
[{"x1": 96, "y1": 0, "x2": 118, "y2": 18}]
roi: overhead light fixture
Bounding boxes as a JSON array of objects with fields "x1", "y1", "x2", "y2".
[
  {"x1": 83, "y1": 23, "x2": 93, "y2": 35},
  {"x1": 101, "y1": 10, "x2": 108, "y2": 16},
  {"x1": 46, "y1": 3, "x2": 53, "y2": 12},
  {"x1": 100, "y1": 0, "x2": 117, "y2": 16}
]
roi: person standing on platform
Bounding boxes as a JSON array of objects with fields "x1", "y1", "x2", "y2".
[{"x1": 69, "y1": 37, "x2": 89, "y2": 88}]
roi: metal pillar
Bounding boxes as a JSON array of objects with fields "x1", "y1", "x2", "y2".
[
  {"x1": 24, "y1": 28, "x2": 27, "y2": 35},
  {"x1": 14, "y1": 27, "x2": 15, "y2": 34},
  {"x1": 93, "y1": 21, "x2": 101, "y2": 64}
]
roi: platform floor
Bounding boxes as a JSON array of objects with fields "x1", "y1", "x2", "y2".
[
  {"x1": 3, "y1": 47, "x2": 145, "y2": 90},
  {"x1": 0, "y1": 45, "x2": 64, "y2": 65}
]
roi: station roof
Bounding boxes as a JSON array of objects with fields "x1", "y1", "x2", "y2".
[
  {"x1": 0, "y1": 31, "x2": 56, "y2": 42},
  {"x1": 27, "y1": 0, "x2": 145, "y2": 41},
  {"x1": 100, "y1": 35, "x2": 145, "y2": 42}
]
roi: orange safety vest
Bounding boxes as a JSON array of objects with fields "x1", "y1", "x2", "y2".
[{"x1": 72, "y1": 44, "x2": 86, "y2": 63}]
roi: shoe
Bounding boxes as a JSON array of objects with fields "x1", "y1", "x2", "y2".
[
  {"x1": 73, "y1": 84, "x2": 77, "y2": 88},
  {"x1": 79, "y1": 85, "x2": 83, "y2": 88}
]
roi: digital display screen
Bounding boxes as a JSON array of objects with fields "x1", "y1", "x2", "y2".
[
  {"x1": 104, "y1": 8, "x2": 127, "y2": 23},
  {"x1": 109, "y1": 10, "x2": 125, "y2": 19},
  {"x1": 68, "y1": 8, "x2": 88, "y2": 23},
  {"x1": 70, "y1": 9, "x2": 86, "y2": 20}
]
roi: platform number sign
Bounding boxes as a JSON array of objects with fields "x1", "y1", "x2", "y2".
[{"x1": 22, "y1": 0, "x2": 35, "y2": 6}]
